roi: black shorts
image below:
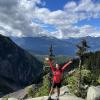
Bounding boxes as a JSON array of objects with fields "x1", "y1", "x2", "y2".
[{"x1": 52, "y1": 82, "x2": 61, "y2": 88}]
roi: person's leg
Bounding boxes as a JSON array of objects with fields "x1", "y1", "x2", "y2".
[
  {"x1": 49, "y1": 87, "x2": 55, "y2": 97},
  {"x1": 48, "y1": 87, "x2": 55, "y2": 100},
  {"x1": 48, "y1": 83, "x2": 55, "y2": 100},
  {"x1": 56, "y1": 83, "x2": 61, "y2": 100},
  {"x1": 57, "y1": 87, "x2": 60, "y2": 97}
]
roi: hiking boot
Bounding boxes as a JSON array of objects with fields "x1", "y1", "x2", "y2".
[
  {"x1": 48, "y1": 96, "x2": 51, "y2": 100},
  {"x1": 56, "y1": 97, "x2": 59, "y2": 100}
]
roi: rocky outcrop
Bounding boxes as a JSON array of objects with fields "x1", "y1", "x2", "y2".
[
  {"x1": 0, "y1": 34, "x2": 43, "y2": 96},
  {"x1": 87, "y1": 86, "x2": 100, "y2": 100},
  {"x1": 28, "y1": 86, "x2": 84, "y2": 100},
  {"x1": 28, "y1": 96, "x2": 83, "y2": 100},
  {"x1": 1, "y1": 86, "x2": 84, "y2": 100}
]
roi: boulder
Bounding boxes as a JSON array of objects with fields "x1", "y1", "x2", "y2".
[{"x1": 87, "y1": 86, "x2": 100, "y2": 100}]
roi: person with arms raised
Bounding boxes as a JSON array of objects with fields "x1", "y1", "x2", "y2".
[{"x1": 46, "y1": 58, "x2": 73, "y2": 100}]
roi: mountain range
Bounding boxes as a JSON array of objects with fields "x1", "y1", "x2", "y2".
[{"x1": 11, "y1": 36, "x2": 100, "y2": 56}]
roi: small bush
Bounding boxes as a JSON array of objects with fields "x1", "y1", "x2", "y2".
[
  {"x1": 63, "y1": 69, "x2": 94, "y2": 98},
  {"x1": 67, "y1": 76, "x2": 79, "y2": 95},
  {"x1": 27, "y1": 87, "x2": 34, "y2": 97},
  {"x1": 28, "y1": 75, "x2": 49, "y2": 98},
  {"x1": 97, "y1": 76, "x2": 100, "y2": 84},
  {"x1": 35, "y1": 76, "x2": 49, "y2": 97},
  {"x1": 81, "y1": 69, "x2": 92, "y2": 85}
]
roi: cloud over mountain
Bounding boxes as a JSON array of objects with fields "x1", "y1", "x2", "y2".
[{"x1": 0, "y1": 0, "x2": 100, "y2": 39}]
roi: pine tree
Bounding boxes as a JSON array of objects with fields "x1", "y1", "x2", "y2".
[
  {"x1": 48, "y1": 44, "x2": 55, "y2": 60},
  {"x1": 76, "y1": 39, "x2": 90, "y2": 91}
]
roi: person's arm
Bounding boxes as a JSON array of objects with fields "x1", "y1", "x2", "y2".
[
  {"x1": 62, "y1": 61, "x2": 72, "y2": 72},
  {"x1": 48, "y1": 60, "x2": 55, "y2": 72}
]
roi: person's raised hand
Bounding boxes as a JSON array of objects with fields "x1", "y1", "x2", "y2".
[
  {"x1": 45, "y1": 57, "x2": 49, "y2": 61},
  {"x1": 45, "y1": 57, "x2": 53, "y2": 62},
  {"x1": 68, "y1": 60, "x2": 73, "y2": 64}
]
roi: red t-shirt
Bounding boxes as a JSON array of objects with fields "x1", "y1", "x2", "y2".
[
  {"x1": 48, "y1": 60, "x2": 71, "y2": 83},
  {"x1": 53, "y1": 69, "x2": 63, "y2": 83}
]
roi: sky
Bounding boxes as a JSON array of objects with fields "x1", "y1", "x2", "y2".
[{"x1": 0, "y1": 0, "x2": 100, "y2": 39}]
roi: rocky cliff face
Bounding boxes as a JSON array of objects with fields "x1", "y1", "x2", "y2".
[{"x1": 0, "y1": 34, "x2": 43, "y2": 96}]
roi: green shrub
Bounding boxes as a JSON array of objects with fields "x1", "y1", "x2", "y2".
[
  {"x1": 27, "y1": 87, "x2": 34, "y2": 97},
  {"x1": 35, "y1": 76, "x2": 49, "y2": 97},
  {"x1": 28, "y1": 75, "x2": 49, "y2": 98},
  {"x1": 67, "y1": 76, "x2": 78, "y2": 94},
  {"x1": 81, "y1": 69, "x2": 92, "y2": 85},
  {"x1": 97, "y1": 76, "x2": 100, "y2": 84},
  {"x1": 63, "y1": 69, "x2": 94, "y2": 98}
]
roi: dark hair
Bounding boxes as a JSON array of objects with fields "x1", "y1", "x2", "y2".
[{"x1": 55, "y1": 65, "x2": 62, "y2": 72}]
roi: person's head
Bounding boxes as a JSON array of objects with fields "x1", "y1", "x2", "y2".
[{"x1": 56, "y1": 63, "x2": 60, "y2": 69}]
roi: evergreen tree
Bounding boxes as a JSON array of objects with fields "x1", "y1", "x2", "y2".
[{"x1": 76, "y1": 39, "x2": 90, "y2": 91}]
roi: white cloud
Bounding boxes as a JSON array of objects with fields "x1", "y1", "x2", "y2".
[
  {"x1": 0, "y1": 0, "x2": 41, "y2": 37},
  {"x1": 60, "y1": 25, "x2": 100, "y2": 38},
  {"x1": 0, "y1": 0, "x2": 100, "y2": 39},
  {"x1": 64, "y1": 0, "x2": 100, "y2": 19},
  {"x1": 64, "y1": 1, "x2": 77, "y2": 11}
]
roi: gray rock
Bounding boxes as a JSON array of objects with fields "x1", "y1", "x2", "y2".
[{"x1": 87, "y1": 86, "x2": 100, "y2": 100}]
